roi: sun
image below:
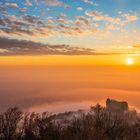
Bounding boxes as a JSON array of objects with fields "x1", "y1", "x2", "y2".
[{"x1": 126, "y1": 58, "x2": 134, "y2": 65}]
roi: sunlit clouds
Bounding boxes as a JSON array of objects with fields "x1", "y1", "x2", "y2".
[{"x1": 0, "y1": 0, "x2": 140, "y2": 55}]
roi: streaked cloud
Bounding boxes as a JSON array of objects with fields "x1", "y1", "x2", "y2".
[{"x1": 0, "y1": 38, "x2": 96, "y2": 55}]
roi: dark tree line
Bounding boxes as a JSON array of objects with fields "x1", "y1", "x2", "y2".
[{"x1": 0, "y1": 104, "x2": 140, "y2": 140}]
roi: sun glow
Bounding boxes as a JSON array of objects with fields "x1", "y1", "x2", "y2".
[{"x1": 126, "y1": 58, "x2": 134, "y2": 65}]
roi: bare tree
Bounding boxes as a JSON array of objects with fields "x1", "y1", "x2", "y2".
[
  {"x1": 21, "y1": 112, "x2": 39, "y2": 140},
  {"x1": 0, "y1": 103, "x2": 139, "y2": 140},
  {"x1": 0, "y1": 107, "x2": 22, "y2": 140}
]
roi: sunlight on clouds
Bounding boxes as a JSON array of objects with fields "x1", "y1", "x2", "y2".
[{"x1": 0, "y1": 0, "x2": 140, "y2": 54}]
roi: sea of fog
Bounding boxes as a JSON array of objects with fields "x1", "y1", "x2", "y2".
[{"x1": 0, "y1": 65, "x2": 140, "y2": 113}]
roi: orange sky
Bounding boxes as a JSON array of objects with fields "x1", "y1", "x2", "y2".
[
  {"x1": 0, "y1": 55, "x2": 139, "y2": 66},
  {"x1": 0, "y1": 55, "x2": 140, "y2": 113}
]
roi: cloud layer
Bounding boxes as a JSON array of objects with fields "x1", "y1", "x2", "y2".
[
  {"x1": 0, "y1": 1, "x2": 139, "y2": 39},
  {"x1": 0, "y1": 0, "x2": 140, "y2": 54},
  {"x1": 0, "y1": 38, "x2": 96, "y2": 55}
]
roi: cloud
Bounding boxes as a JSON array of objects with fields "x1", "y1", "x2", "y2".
[
  {"x1": 85, "y1": 10, "x2": 114, "y2": 22},
  {"x1": 0, "y1": 18, "x2": 5, "y2": 26},
  {"x1": 76, "y1": 16, "x2": 90, "y2": 26},
  {"x1": 77, "y1": 7, "x2": 83, "y2": 11},
  {"x1": 5, "y1": 3, "x2": 19, "y2": 9},
  {"x1": 85, "y1": 10, "x2": 138, "y2": 27},
  {"x1": 0, "y1": 38, "x2": 130, "y2": 56},
  {"x1": 0, "y1": 2, "x2": 139, "y2": 42},
  {"x1": 25, "y1": 0, "x2": 32, "y2": 6},
  {"x1": 45, "y1": 0, "x2": 62, "y2": 6},
  {"x1": 64, "y1": 5, "x2": 71, "y2": 9},
  {"x1": 0, "y1": 38, "x2": 96, "y2": 55},
  {"x1": 0, "y1": 14, "x2": 47, "y2": 37},
  {"x1": 22, "y1": 15, "x2": 40, "y2": 23},
  {"x1": 133, "y1": 45, "x2": 140, "y2": 48},
  {"x1": 123, "y1": 14, "x2": 138, "y2": 22},
  {"x1": 0, "y1": 5, "x2": 6, "y2": 12},
  {"x1": 0, "y1": 13, "x2": 99, "y2": 38},
  {"x1": 20, "y1": 7, "x2": 28, "y2": 13},
  {"x1": 56, "y1": 15, "x2": 72, "y2": 24},
  {"x1": 82, "y1": 0, "x2": 93, "y2": 5}
]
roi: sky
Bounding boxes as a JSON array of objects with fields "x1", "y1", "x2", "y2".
[
  {"x1": 0, "y1": 0, "x2": 140, "y2": 55},
  {"x1": 1, "y1": 0, "x2": 140, "y2": 113}
]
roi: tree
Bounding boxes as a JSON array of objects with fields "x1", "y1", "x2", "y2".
[{"x1": 0, "y1": 107, "x2": 22, "y2": 140}]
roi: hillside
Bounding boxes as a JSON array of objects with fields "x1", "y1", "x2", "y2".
[{"x1": 0, "y1": 99, "x2": 140, "y2": 140}]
